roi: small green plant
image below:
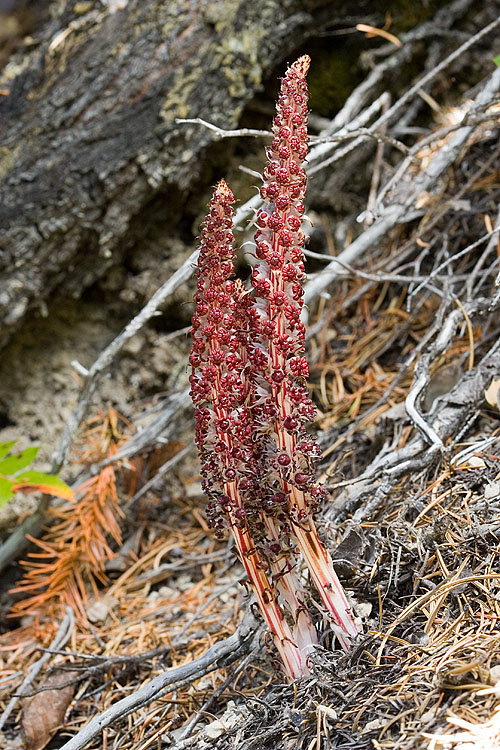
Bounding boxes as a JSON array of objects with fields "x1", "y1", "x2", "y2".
[{"x1": 0, "y1": 441, "x2": 73, "y2": 508}]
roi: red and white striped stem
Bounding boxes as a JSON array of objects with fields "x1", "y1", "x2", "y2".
[{"x1": 190, "y1": 57, "x2": 358, "y2": 681}]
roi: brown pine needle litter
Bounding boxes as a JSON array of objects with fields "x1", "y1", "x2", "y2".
[
  {"x1": 3, "y1": 234, "x2": 500, "y2": 750},
  {"x1": 9, "y1": 410, "x2": 129, "y2": 623},
  {"x1": 2, "y1": 14, "x2": 500, "y2": 750}
]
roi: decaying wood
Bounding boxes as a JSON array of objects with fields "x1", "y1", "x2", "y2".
[{"x1": 0, "y1": 0, "x2": 337, "y2": 348}]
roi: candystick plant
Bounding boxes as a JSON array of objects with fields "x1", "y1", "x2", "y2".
[{"x1": 190, "y1": 56, "x2": 357, "y2": 681}]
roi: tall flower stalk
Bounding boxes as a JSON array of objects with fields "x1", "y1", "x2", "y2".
[
  {"x1": 190, "y1": 57, "x2": 357, "y2": 681},
  {"x1": 250, "y1": 55, "x2": 358, "y2": 647}
]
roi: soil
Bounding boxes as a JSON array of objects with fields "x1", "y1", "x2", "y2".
[{"x1": 1, "y1": 3, "x2": 500, "y2": 750}]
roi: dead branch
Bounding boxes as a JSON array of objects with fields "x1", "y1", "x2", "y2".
[
  {"x1": 329, "y1": 345, "x2": 500, "y2": 524},
  {"x1": 57, "y1": 609, "x2": 259, "y2": 750},
  {"x1": 22, "y1": 625, "x2": 223, "y2": 695},
  {"x1": 303, "y1": 62, "x2": 500, "y2": 309}
]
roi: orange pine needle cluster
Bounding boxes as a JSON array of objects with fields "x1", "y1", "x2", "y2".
[{"x1": 10, "y1": 411, "x2": 129, "y2": 623}]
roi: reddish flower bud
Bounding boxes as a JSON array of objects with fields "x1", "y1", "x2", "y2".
[
  {"x1": 294, "y1": 472, "x2": 309, "y2": 486},
  {"x1": 268, "y1": 253, "x2": 283, "y2": 269},
  {"x1": 282, "y1": 265, "x2": 298, "y2": 282},
  {"x1": 273, "y1": 492, "x2": 288, "y2": 505},
  {"x1": 283, "y1": 415, "x2": 298, "y2": 432},
  {"x1": 266, "y1": 182, "x2": 280, "y2": 198},
  {"x1": 272, "y1": 369, "x2": 286, "y2": 384},
  {"x1": 268, "y1": 212, "x2": 285, "y2": 231},
  {"x1": 275, "y1": 195, "x2": 291, "y2": 210},
  {"x1": 273, "y1": 291, "x2": 287, "y2": 307},
  {"x1": 209, "y1": 307, "x2": 223, "y2": 323},
  {"x1": 289, "y1": 356, "x2": 309, "y2": 378},
  {"x1": 276, "y1": 168, "x2": 290, "y2": 185},
  {"x1": 278, "y1": 231, "x2": 293, "y2": 247},
  {"x1": 209, "y1": 348, "x2": 225, "y2": 365}
]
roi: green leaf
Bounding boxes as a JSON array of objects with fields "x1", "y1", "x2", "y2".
[
  {"x1": 0, "y1": 477, "x2": 14, "y2": 508},
  {"x1": 12, "y1": 471, "x2": 73, "y2": 500},
  {"x1": 494, "y1": 53, "x2": 500, "y2": 68},
  {"x1": 0, "y1": 441, "x2": 17, "y2": 461},
  {"x1": 0, "y1": 446, "x2": 39, "y2": 477}
]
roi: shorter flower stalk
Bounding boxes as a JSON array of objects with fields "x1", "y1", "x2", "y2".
[{"x1": 190, "y1": 57, "x2": 358, "y2": 681}]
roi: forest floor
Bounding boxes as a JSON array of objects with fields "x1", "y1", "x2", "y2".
[{"x1": 1, "y1": 3, "x2": 500, "y2": 749}]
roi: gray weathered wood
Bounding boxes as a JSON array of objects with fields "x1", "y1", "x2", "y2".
[{"x1": 0, "y1": 0, "x2": 331, "y2": 346}]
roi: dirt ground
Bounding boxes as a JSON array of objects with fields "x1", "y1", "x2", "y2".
[{"x1": 1, "y1": 3, "x2": 500, "y2": 749}]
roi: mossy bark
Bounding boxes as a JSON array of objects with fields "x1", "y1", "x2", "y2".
[{"x1": 0, "y1": 0, "x2": 341, "y2": 347}]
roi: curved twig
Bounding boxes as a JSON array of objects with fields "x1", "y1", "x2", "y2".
[{"x1": 58, "y1": 610, "x2": 259, "y2": 750}]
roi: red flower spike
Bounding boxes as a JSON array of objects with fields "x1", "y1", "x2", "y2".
[
  {"x1": 190, "y1": 57, "x2": 358, "y2": 682},
  {"x1": 191, "y1": 179, "x2": 317, "y2": 681},
  {"x1": 249, "y1": 57, "x2": 358, "y2": 642}
]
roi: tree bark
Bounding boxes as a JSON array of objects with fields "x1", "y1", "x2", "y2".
[{"x1": 0, "y1": 0, "x2": 337, "y2": 347}]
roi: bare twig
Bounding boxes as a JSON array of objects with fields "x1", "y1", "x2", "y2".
[
  {"x1": 176, "y1": 118, "x2": 270, "y2": 138},
  {"x1": 52, "y1": 264, "x2": 197, "y2": 474},
  {"x1": 467, "y1": 205, "x2": 500, "y2": 300},
  {"x1": 175, "y1": 650, "x2": 257, "y2": 744},
  {"x1": 405, "y1": 293, "x2": 498, "y2": 450},
  {"x1": 409, "y1": 229, "x2": 500, "y2": 303},
  {"x1": 303, "y1": 247, "x2": 468, "y2": 291},
  {"x1": 91, "y1": 388, "x2": 191, "y2": 471},
  {"x1": 57, "y1": 610, "x2": 259, "y2": 750},
  {"x1": 365, "y1": 93, "x2": 390, "y2": 227},
  {"x1": 311, "y1": 14, "x2": 500, "y2": 181},
  {"x1": 306, "y1": 94, "x2": 391, "y2": 176},
  {"x1": 303, "y1": 66, "x2": 500, "y2": 310},
  {"x1": 22, "y1": 625, "x2": 227, "y2": 695},
  {"x1": 124, "y1": 442, "x2": 193, "y2": 508},
  {"x1": 405, "y1": 373, "x2": 445, "y2": 450},
  {"x1": 320, "y1": 0, "x2": 474, "y2": 129},
  {"x1": 177, "y1": 113, "x2": 410, "y2": 155},
  {"x1": 310, "y1": 126, "x2": 410, "y2": 155},
  {"x1": 330, "y1": 346, "x2": 500, "y2": 523},
  {"x1": 0, "y1": 606, "x2": 74, "y2": 731}
]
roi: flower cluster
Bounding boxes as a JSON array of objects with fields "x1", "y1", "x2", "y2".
[
  {"x1": 250, "y1": 56, "x2": 357, "y2": 645},
  {"x1": 190, "y1": 180, "x2": 317, "y2": 679},
  {"x1": 190, "y1": 58, "x2": 358, "y2": 680},
  {"x1": 251, "y1": 55, "x2": 319, "y2": 504}
]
